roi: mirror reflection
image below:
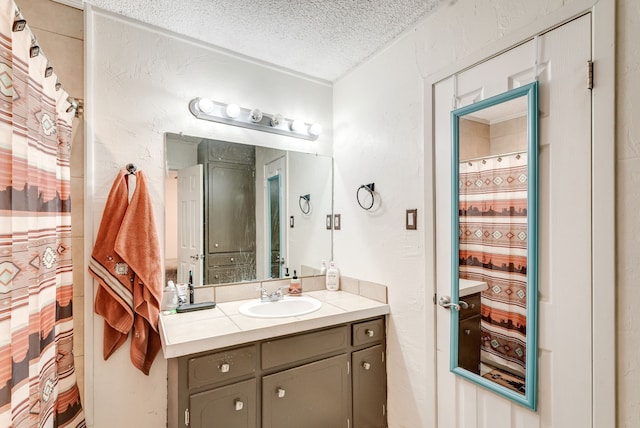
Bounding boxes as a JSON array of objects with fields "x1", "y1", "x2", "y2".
[
  {"x1": 452, "y1": 82, "x2": 537, "y2": 409},
  {"x1": 164, "y1": 133, "x2": 333, "y2": 287}
]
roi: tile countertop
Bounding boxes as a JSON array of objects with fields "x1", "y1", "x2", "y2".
[
  {"x1": 459, "y1": 278, "x2": 488, "y2": 297},
  {"x1": 158, "y1": 290, "x2": 390, "y2": 359}
]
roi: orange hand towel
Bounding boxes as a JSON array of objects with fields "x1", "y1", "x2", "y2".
[
  {"x1": 114, "y1": 170, "x2": 163, "y2": 374},
  {"x1": 89, "y1": 169, "x2": 163, "y2": 375}
]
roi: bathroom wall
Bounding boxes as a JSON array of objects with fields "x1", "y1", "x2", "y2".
[
  {"x1": 81, "y1": 2, "x2": 640, "y2": 428},
  {"x1": 616, "y1": 1, "x2": 640, "y2": 425},
  {"x1": 15, "y1": 0, "x2": 86, "y2": 403},
  {"x1": 86, "y1": 8, "x2": 332, "y2": 427},
  {"x1": 332, "y1": 0, "x2": 623, "y2": 426}
]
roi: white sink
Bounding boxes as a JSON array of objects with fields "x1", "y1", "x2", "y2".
[{"x1": 239, "y1": 295, "x2": 322, "y2": 318}]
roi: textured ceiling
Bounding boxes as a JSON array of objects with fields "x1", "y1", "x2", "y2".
[{"x1": 87, "y1": 0, "x2": 444, "y2": 82}]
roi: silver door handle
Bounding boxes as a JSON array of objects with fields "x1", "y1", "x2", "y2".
[{"x1": 438, "y1": 295, "x2": 463, "y2": 311}]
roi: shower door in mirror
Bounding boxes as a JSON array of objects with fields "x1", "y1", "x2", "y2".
[{"x1": 435, "y1": 14, "x2": 593, "y2": 425}]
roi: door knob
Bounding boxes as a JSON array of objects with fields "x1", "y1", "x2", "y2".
[
  {"x1": 438, "y1": 295, "x2": 461, "y2": 311},
  {"x1": 276, "y1": 388, "x2": 286, "y2": 398},
  {"x1": 362, "y1": 362, "x2": 371, "y2": 370}
]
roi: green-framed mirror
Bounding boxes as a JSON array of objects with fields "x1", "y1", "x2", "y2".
[{"x1": 450, "y1": 82, "x2": 538, "y2": 409}]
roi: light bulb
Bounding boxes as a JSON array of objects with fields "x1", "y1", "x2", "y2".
[
  {"x1": 249, "y1": 108, "x2": 263, "y2": 123},
  {"x1": 197, "y1": 98, "x2": 214, "y2": 114},
  {"x1": 309, "y1": 123, "x2": 322, "y2": 136},
  {"x1": 270, "y1": 114, "x2": 283, "y2": 127},
  {"x1": 290, "y1": 119, "x2": 305, "y2": 133},
  {"x1": 225, "y1": 103, "x2": 240, "y2": 118}
]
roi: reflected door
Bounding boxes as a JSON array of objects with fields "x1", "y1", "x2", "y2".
[
  {"x1": 265, "y1": 157, "x2": 286, "y2": 278},
  {"x1": 177, "y1": 164, "x2": 203, "y2": 285},
  {"x1": 434, "y1": 15, "x2": 592, "y2": 427}
]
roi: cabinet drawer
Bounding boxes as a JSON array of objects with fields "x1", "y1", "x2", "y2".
[
  {"x1": 459, "y1": 292, "x2": 480, "y2": 320},
  {"x1": 188, "y1": 345, "x2": 257, "y2": 390},
  {"x1": 352, "y1": 318, "x2": 385, "y2": 347},
  {"x1": 207, "y1": 253, "x2": 254, "y2": 267},
  {"x1": 261, "y1": 326, "x2": 349, "y2": 370},
  {"x1": 189, "y1": 379, "x2": 257, "y2": 428}
]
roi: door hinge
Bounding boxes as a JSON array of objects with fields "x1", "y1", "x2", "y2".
[
  {"x1": 185, "y1": 408, "x2": 190, "y2": 426},
  {"x1": 383, "y1": 403, "x2": 386, "y2": 416},
  {"x1": 433, "y1": 293, "x2": 437, "y2": 305},
  {"x1": 347, "y1": 417, "x2": 350, "y2": 428},
  {"x1": 381, "y1": 351, "x2": 385, "y2": 363},
  {"x1": 347, "y1": 360, "x2": 350, "y2": 374},
  {"x1": 587, "y1": 60, "x2": 594, "y2": 90}
]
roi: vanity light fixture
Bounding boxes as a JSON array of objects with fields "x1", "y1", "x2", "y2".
[
  {"x1": 225, "y1": 103, "x2": 241, "y2": 118},
  {"x1": 290, "y1": 119, "x2": 305, "y2": 133},
  {"x1": 189, "y1": 98, "x2": 321, "y2": 141}
]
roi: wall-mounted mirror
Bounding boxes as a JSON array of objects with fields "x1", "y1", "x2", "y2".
[
  {"x1": 450, "y1": 82, "x2": 538, "y2": 409},
  {"x1": 164, "y1": 132, "x2": 333, "y2": 287}
]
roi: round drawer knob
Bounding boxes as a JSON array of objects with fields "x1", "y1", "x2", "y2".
[
  {"x1": 277, "y1": 388, "x2": 286, "y2": 398},
  {"x1": 219, "y1": 363, "x2": 230, "y2": 373},
  {"x1": 234, "y1": 399, "x2": 244, "y2": 411},
  {"x1": 365, "y1": 329, "x2": 374, "y2": 337},
  {"x1": 362, "y1": 362, "x2": 371, "y2": 370}
]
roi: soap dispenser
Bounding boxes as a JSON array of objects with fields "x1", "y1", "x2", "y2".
[
  {"x1": 325, "y1": 261, "x2": 340, "y2": 291},
  {"x1": 288, "y1": 270, "x2": 302, "y2": 296}
]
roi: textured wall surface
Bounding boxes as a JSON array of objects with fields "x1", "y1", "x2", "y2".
[
  {"x1": 333, "y1": 0, "x2": 618, "y2": 427},
  {"x1": 83, "y1": 0, "x2": 639, "y2": 427},
  {"x1": 87, "y1": 10, "x2": 332, "y2": 427},
  {"x1": 616, "y1": 1, "x2": 640, "y2": 426}
]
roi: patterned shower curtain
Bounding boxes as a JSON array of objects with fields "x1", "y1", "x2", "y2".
[
  {"x1": 0, "y1": 2, "x2": 85, "y2": 427},
  {"x1": 458, "y1": 153, "x2": 528, "y2": 381}
]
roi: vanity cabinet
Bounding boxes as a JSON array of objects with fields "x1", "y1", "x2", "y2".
[
  {"x1": 458, "y1": 292, "x2": 481, "y2": 374},
  {"x1": 167, "y1": 317, "x2": 387, "y2": 428}
]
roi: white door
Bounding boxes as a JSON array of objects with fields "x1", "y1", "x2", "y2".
[
  {"x1": 434, "y1": 15, "x2": 592, "y2": 427},
  {"x1": 177, "y1": 164, "x2": 204, "y2": 286},
  {"x1": 264, "y1": 157, "x2": 286, "y2": 278}
]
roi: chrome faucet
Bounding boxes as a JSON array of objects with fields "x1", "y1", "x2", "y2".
[{"x1": 257, "y1": 287, "x2": 287, "y2": 302}]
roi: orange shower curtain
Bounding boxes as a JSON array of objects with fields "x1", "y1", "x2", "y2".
[
  {"x1": 459, "y1": 153, "x2": 528, "y2": 380},
  {"x1": 0, "y1": 2, "x2": 85, "y2": 427}
]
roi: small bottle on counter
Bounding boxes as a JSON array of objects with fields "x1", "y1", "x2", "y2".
[
  {"x1": 325, "y1": 261, "x2": 340, "y2": 291},
  {"x1": 288, "y1": 270, "x2": 302, "y2": 296},
  {"x1": 188, "y1": 270, "x2": 194, "y2": 304},
  {"x1": 161, "y1": 281, "x2": 179, "y2": 313},
  {"x1": 320, "y1": 260, "x2": 327, "y2": 275}
]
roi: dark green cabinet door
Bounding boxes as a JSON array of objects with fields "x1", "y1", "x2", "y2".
[
  {"x1": 262, "y1": 354, "x2": 349, "y2": 428},
  {"x1": 352, "y1": 345, "x2": 387, "y2": 428},
  {"x1": 189, "y1": 379, "x2": 256, "y2": 428}
]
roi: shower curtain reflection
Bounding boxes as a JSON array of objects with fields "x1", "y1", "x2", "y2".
[{"x1": 459, "y1": 152, "x2": 528, "y2": 394}]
